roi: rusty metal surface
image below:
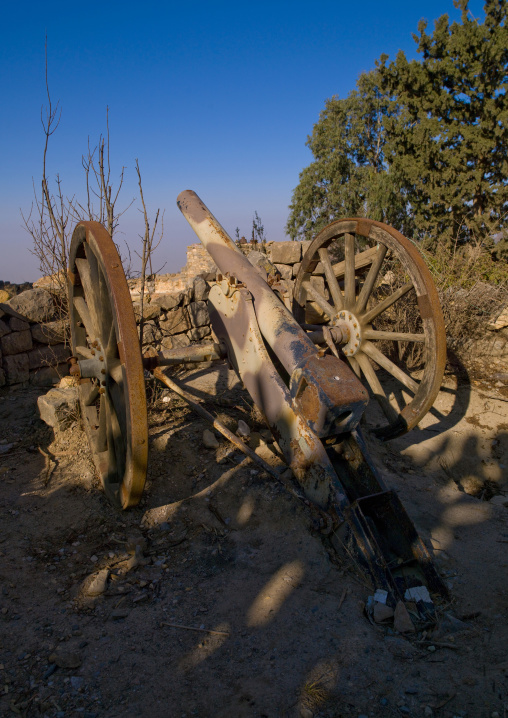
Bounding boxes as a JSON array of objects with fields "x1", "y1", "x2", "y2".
[
  {"x1": 207, "y1": 281, "x2": 345, "y2": 508},
  {"x1": 68, "y1": 221, "x2": 148, "y2": 509},
  {"x1": 293, "y1": 218, "x2": 446, "y2": 440}
]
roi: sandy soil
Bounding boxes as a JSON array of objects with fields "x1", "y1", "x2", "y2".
[{"x1": 0, "y1": 361, "x2": 507, "y2": 718}]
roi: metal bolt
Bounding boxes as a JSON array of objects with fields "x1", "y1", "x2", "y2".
[
  {"x1": 99, "y1": 387, "x2": 105, "y2": 395},
  {"x1": 99, "y1": 355, "x2": 104, "y2": 361},
  {"x1": 91, "y1": 349, "x2": 95, "y2": 356},
  {"x1": 101, "y1": 368, "x2": 106, "y2": 374}
]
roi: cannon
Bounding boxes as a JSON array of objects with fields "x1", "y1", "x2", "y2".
[{"x1": 67, "y1": 190, "x2": 448, "y2": 606}]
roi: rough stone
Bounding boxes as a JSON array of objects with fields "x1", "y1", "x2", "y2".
[
  {"x1": 160, "y1": 336, "x2": 174, "y2": 350},
  {"x1": 274, "y1": 264, "x2": 293, "y2": 280},
  {"x1": 81, "y1": 568, "x2": 110, "y2": 597},
  {"x1": 150, "y1": 292, "x2": 183, "y2": 311},
  {"x1": 0, "y1": 367, "x2": 5, "y2": 387},
  {"x1": 7, "y1": 288, "x2": 55, "y2": 323},
  {"x1": 171, "y1": 333, "x2": 191, "y2": 348},
  {"x1": 159, "y1": 306, "x2": 191, "y2": 335},
  {"x1": 237, "y1": 420, "x2": 250, "y2": 437},
  {"x1": 37, "y1": 386, "x2": 79, "y2": 431},
  {"x1": 270, "y1": 241, "x2": 301, "y2": 264},
  {"x1": 0, "y1": 289, "x2": 11, "y2": 303},
  {"x1": 48, "y1": 650, "x2": 82, "y2": 669},
  {"x1": 374, "y1": 603, "x2": 395, "y2": 623},
  {"x1": 30, "y1": 320, "x2": 67, "y2": 345},
  {"x1": 394, "y1": 601, "x2": 415, "y2": 633},
  {"x1": 1, "y1": 329, "x2": 32, "y2": 356},
  {"x1": 132, "y1": 301, "x2": 162, "y2": 322},
  {"x1": 180, "y1": 286, "x2": 194, "y2": 306},
  {"x1": 8, "y1": 316, "x2": 30, "y2": 332},
  {"x1": 0, "y1": 318, "x2": 11, "y2": 338},
  {"x1": 3, "y1": 353, "x2": 29, "y2": 384},
  {"x1": 203, "y1": 429, "x2": 219, "y2": 449},
  {"x1": 28, "y1": 343, "x2": 70, "y2": 370},
  {"x1": 292, "y1": 262, "x2": 301, "y2": 278},
  {"x1": 187, "y1": 325, "x2": 211, "y2": 342},
  {"x1": 489, "y1": 494, "x2": 508, "y2": 507},
  {"x1": 193, "y1": 276, "x2": 209, "y2": 302},
  {"x1": 29, "y1": 363, "x2": 70, "y2": 387},
  {"x1": 301, "y1": 239, "x2": 312, "y2": 256},
  {"x1": 188, "y1": 301, "x2": 210, "y2": 328},
  {"x1": 142, "y1": 321, "x2": 160, "y2": 345}
]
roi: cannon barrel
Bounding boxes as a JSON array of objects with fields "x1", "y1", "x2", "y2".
[{"x1": 177, "y1": 189, "x2": 317, "y2": 376}]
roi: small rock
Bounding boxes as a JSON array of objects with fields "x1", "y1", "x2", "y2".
[
  {"x1": 81, "y1": 568, "x2": 109, "y2": 597},
  {"x1": 126, "y1": 545, "x2": 150, "y2": 572},
  {"x1": 300, "y1": 708, "x2": 313, "y2": 718},
  {"x1": 70, "y1": 676, "x2": 84, "y2": 690},
  {"x1": 0, "y1": 444, "x2": 13, "y2": 455},
  {"x1": 125, "y1": 535, "x2": 148, "y2": 555},
  {"x1": 374, "y1": 603, "x2": 394, "y2": 623},
  {"x1": 48, "y1": 651, "x2": 82, "y2": 669},
  {"x1": 37, "y1": 387, "x2": 78, "y2": 431},
  {"x1": 90, "y1": 555, "x2": 98, "y2": 563},
  {"x1": 203, "y1": 429, "x2": 219, "y2": 449},
  {"x1": 110, "y1": 608, "x2": 130, "y2": 620},
  {"x1": 489, "y1": 495, "x2": 508, "y2": 507},
  {"x1": 236, "y1": 420, "x2": 250, "y2": 438},
  {"x1": 424, "y1": 707, "x2": 434, "y2": 717},
  {"x1": 394, "y1": 601, "x2": 415, "y2": 633}
]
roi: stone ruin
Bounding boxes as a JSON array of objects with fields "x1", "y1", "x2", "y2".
[{"x1": 1, "y1": 240, "x2": 507, "y2": 389}]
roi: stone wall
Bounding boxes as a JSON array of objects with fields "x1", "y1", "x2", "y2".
[
  {"x1": 3, "y1": 239, "x2": 506, "y2": 388},
  {"x1": 0, "y1": 289, "x2": 70, "y2": 388}
]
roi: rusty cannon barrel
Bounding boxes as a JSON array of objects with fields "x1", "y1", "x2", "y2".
[{"x1": 177, "y1": 190, "x2": 369, "y2": 439}]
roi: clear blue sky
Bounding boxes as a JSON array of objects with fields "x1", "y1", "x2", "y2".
[{"x1": 1, "y1": 0, "x2": 485, "y2": 283}]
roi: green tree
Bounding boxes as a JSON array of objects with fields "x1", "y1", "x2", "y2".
[
  {"x1": 286, "y1": 71, "x2": 408, "y2": 240},
  {"x1": 379, "y1": 0, "x2": 508, "y2": 249},
  {"x1": 288, "y1": 1, "x2": 508, "y2": 256}
]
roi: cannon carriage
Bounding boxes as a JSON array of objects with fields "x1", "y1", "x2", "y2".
[{"x1": 66, "y1": 190, "x2": 448, "y2": 607}]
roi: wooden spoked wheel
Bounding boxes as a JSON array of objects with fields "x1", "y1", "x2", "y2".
[
  {"x1": 68, "y1": 221, "x2": 148, "y2": 508},
  {"x1": 293, "y1": 219, "x2": 446, "y2": 440}
]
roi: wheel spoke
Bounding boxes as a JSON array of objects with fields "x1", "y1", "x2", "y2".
[
  {"x1": 80, "y1": 380, "x2": 100, "y2": 407},
  {"x1": 105, "y1": 320, "x2": 118, "y2": 362},
  {"x1": 75, "y1": 258, "x2": 102, "y2": 339},
  {"x1": 355, "y1": 244, "x2": 387, "y2": 314},
  {"x1": 73, "y1": 296, "x2": 99, "y2": 342},
  {"x1": 76, "y1": 345, "x2": 95, "y2": 359},
  {"x1": 344, "y1": 233, "x2": 356, "y2": 307},
  {"x1": 331, "y1": 245, "x2": 379, "y2": 278},
  {"x1": 361, "y1": 341, "x2": 419, "y2": 394},
  {"x1": 318, "y1": 247, "x2": 344, "y2": 312},
  {"x1": 301, "y1": 279, "x2": 337, "y2": 320},
  {"x1": 109, "y1": 380, "x2": 127, "y2": 441},
  {"x1": 96, "y1": 394, "x2": 108, "y2": 453},
  {"x1": 362, "y1": 282, "x2": 414, "y2": 324},
  {"x1": 356, "y1": 352, "x2": 400, "y2": 423},
  {"x1": 363, "y1": 329, "x2": 425, "y2": 343},
  {"x1": 346, "y1": 354, "x2": 361, "y2": 379},
  {"x1": 108, "y1": 359, "x2": 124, "y2": 385},
  {"x1": 105, "y1": 391, "x2": 125, "y2": 481},
  {"x1": 98, "y1": 264, "x2": 114, "y2": 349}
]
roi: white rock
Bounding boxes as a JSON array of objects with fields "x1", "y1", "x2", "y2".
[{"x1": 237, "y1": 420, "x2": 250, "y2": 437}]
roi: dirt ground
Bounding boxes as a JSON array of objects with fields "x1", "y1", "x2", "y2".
[{"x1": 0, "y1": 360, "x2": 507, "y2": 718}]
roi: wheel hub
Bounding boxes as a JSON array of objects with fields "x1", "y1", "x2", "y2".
[{"x1": 333, "y1": 310, "x2": 363, "y2": 356}]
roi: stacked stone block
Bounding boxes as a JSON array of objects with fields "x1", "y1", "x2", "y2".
[
  {"x1": 0, "y1": 288, "x2": 70, "y2": 388},
  {"x1": 133, "y1": 276, "x2": 212, "y2": 351}
]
